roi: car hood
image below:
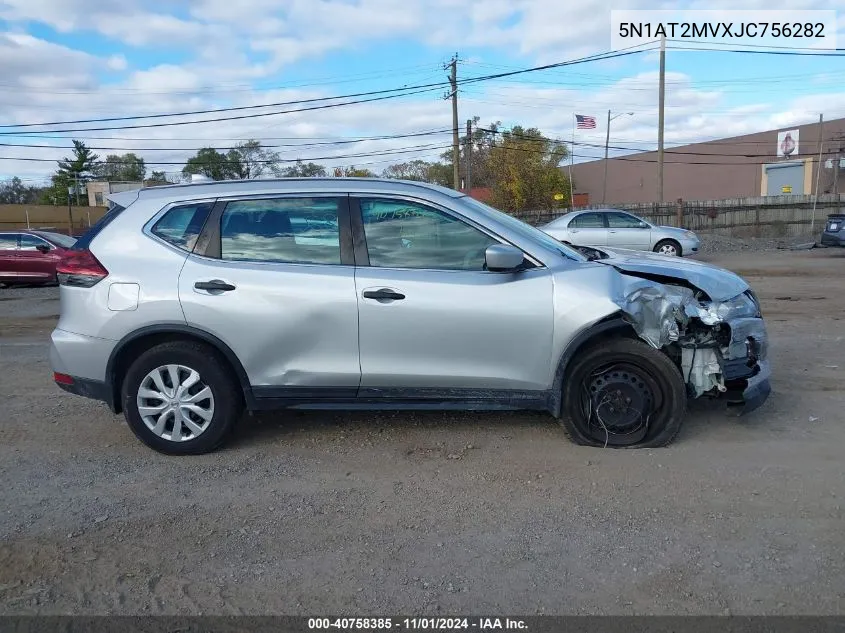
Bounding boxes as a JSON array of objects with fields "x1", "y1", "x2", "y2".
[{"x1": 595, "y1": 247, "x2": 748, "y2": 301}]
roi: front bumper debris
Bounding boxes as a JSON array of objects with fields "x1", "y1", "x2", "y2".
[
  {"x1": 723, "y1": 359, "x2": 771, "y2": 414},
  {"x1": 615, "y1": 280, "x2": 771, "y2": 413}
]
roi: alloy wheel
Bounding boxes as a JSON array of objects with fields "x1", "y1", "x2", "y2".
[{"x1": 136, "y1": 364, "x2": 215, "y2": 442}]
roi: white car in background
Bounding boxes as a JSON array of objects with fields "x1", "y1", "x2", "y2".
[{"x1": 541, "y1": 208, "x2": 700, "y2": 257}]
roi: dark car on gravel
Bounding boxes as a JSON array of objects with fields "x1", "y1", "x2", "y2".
[
  {"x1": 0, "y1": 230, "x2": 77, "y2": 286},
  {"x1": 821, "y1": 214, "x2": 845, "y2": 247}
]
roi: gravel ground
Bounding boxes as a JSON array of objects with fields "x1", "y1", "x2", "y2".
[
  {"x1": 1, "y1": 250, "x2": 845, "y2": 615},
  {"x1": 696, "y1": 233, "x2": 820, "y2": 254}
]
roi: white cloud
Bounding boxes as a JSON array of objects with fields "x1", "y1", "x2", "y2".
[{"x1": 2, "y1": 0, "x2": 845, "y2": 183}]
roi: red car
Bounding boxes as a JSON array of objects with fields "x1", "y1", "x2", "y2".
[{"x1": 0, "y1": 230, "x2": 77, "y2": 286}]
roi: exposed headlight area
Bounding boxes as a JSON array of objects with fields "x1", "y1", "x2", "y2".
[{"x1": 703, "y1": 292, "x2": 761, "y2": 322}]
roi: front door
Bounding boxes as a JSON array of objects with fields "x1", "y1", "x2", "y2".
[
  {"x1": 566, "y1": 212, "x2": 608, "y2": 247},
  {"x1": 18, "y1": 234, "x2": 60, "y2": 282},
  {"x1": 178, "y1": 195, "x2": 361, "y2": 397},
  {"x1": 352, "y1": 197, "x2": 554, "y2": 395},
  {"x1": 605, "y1": 211, "x2": 652, "y2": 250}
]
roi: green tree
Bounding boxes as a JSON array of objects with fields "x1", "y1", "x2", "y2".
[
  {"x1": 334, "y1": 165, "x2": 375, "y2": 177},
  {"x1": 487, "y1": 126, "x2": 569, "y2": 213},
  {"x1": 45, "y1": 140, "x2": 99, "y2": 205},
  {"x1": 426, "y1": 162, "x2": 452, "y2": 187},
  {"x1": 0, "y1": 177, "x2": 43, "y2": 204},
  {"x1": 281, "y1": 160, "x2": 327, "y2": 177},
  {"x1": 429, "y1": 119, "x2": 500, "y2": 190},
  {"x1": 94, "y1": 153, "x2": 146, "y2": 182},
  {"x1": 182, "y1": 147, "x2": 242, "y2": 181},
  {"x1": 228, "y1": 140, "x2": 282, "y2": 179},
  {"x1": 381, "y1": 159, "x2": 434, "y2": 181}
]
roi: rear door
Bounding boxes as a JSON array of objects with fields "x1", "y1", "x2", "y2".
[
  {"x1": 351, "y1": 196, "x2": 554, "y2": 394},
  {"x1": 177, "y1": 194, "x2": 361, "y2": 399},
  {"x1": 18, "y1": 234, "x2": 59, "y2": 282},
  {"x1": 566, "y1": 212, "x2": 607, "y2": 246},
  {"x1": 0, "y1": 234, "x2": 19, "y2": 281},
  {"x1": 605, "y1": 211, "x2": 652, "y2": 250}
]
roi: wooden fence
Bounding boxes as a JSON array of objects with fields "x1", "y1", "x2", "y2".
[
  {"x1": 4, "y1": 195, "x2": 844, "y2": 240},
  {"x1": 515, "y1": 194, "x2": 845, "y2": 238},
  {"x1": 0, "y1": 204, "x2": 109, "y2": 235}
]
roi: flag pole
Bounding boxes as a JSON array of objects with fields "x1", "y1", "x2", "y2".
[{"x1": 569, "y1": 114, "x2": 575, "y2": 209}]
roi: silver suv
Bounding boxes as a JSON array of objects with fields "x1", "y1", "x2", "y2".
[{"x1": 50, "y1": 179, "x2": 770, "y2": 454}]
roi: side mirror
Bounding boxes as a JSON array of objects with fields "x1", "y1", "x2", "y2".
[
  {"x1": 638, "y1": 221, "x2": 650, "y2": 229},
  {"x1": 35, "y1": 244, "x2": 51, "y2": 253},
  {"x1": 485, "y1": 244, "x2": 524, "y2": 272}
]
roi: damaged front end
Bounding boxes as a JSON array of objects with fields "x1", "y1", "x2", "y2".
[{"x1": 616, "y1": 282, "x2": 771, "y2": 414}]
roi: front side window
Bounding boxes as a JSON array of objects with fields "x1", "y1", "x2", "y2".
[
  {"x1": 220, "y1": 197, "x2": 341, "y2": 265},
  {"x1": 606, "y1": 212, "x2": 646, "y2": 228},
  {"x1": 569, "y1": 213, "x2": 605, "y2": 229},
  {"x1": 19, "y1": 234, "x2": 50, "y2": 251},
  {"x1": 360, "y1": 198, "x2": 497, "y2": 270},
  {"x1": 151, "y1": 202, "x2": 213, "y2": 252},
  {"x1": 0, "y1": 234, "x2": 19, "y2": 250}
]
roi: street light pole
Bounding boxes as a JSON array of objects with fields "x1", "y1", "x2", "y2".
[{"x1": 602, "y1": 111, "x2": 633, "y2": 205}]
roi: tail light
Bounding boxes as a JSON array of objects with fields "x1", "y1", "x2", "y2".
[{"x1": 56, "y1": 249, "x2": 109, "y2": 287}]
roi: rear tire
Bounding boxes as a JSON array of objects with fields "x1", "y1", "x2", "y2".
[
  {"x1": 122, "y1": 341, "x2": 243, "y2": 455},
  {"x1": 654, "y1": 239, "x2": 682, "y2": 257},
  {"x1": 560, "y1": 338, "x2": 686, "y2": 448}
]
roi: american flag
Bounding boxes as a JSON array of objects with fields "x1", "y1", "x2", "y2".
[{"x1": 575, "y1": 114, "x2": 596, "y2": 129}]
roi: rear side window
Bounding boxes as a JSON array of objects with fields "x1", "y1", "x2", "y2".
[
  {"x1": 151, "y1": 202, "x2": 214, "y2": 252},
  {"x1": 569, "y1": 213, "x2": 605, "y2": 228},
  {"x1": 606, "y1": 212, "x2": 645, "y2": 228},
  {"x1": 0, "y1": 234, "x2": 18, "y2": 250},
  {"x1": 219, "y1": 197, "x2": 342, "y2": 265}
]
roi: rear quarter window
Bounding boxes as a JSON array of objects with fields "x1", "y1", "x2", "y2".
[{"x1": 151, "y1": 202, "x2": 214, "y2": 252}]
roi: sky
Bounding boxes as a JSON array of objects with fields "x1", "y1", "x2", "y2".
[{"x1": 1, "y1": 0, "x2": 844, "y2": 185}]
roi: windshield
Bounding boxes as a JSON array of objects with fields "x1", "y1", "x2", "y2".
[
  {"x1": 37, "y1": 231, "x2": 77, "y2": 248},
  {"x1": 459, "y1": 197, "x2": 587, "y2": 262}
]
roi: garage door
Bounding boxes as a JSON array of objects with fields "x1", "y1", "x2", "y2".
[{"x1": 765, "y1": 162, "x2": 804, "y2": 196}]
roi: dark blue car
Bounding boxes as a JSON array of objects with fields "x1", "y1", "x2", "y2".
[{"x1": 821, "y1": 214, "x2": 845, "y2": 247}]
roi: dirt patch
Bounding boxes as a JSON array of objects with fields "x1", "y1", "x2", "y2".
[{"x1": 2, "y1": 250, "x2": 845, "y2": 616}]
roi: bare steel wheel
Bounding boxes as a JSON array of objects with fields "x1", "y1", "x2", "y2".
[
  {"x1": 560, "y1": 338, "x2": 687, "y2": 448},
  {"x1": 137, "y1": 364, "x2": 215, "y2": 442},
  {"x1": 654, "y1": 239, "x2": 681, "y2": 257},
  {"x1": 122, "y1": 341, "x2": 242, "y2": 454}
]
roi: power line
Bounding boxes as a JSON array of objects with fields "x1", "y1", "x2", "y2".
[
  {"x1": 0, "y1": 86, "x2": 445, "y2": 136},
  {"x1": 0, "y1": 128, "x2": 453, "y2": 152},
  {"x1": 0, "y1": 142, "x2": 453, "y2": 165},
  {"x1": 0, "y1": 45, "x2": 658, "y2": 135}
]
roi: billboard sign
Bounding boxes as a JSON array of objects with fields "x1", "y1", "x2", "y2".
[{"x1": 777, "y1": 129, "x2": 799, "y2": 158}]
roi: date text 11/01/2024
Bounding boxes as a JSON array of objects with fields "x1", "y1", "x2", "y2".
[
  {"x1": 618, "y1": 21, "x2": 825, "y2": 38},
  {"x1": 308, "y1": 618, "x2": 528, "y2": 630}
]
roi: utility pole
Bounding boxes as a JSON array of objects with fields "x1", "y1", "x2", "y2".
[
  {"x1": 602, "y1": 111, "x2": 633, "y2": 204},
  {"x1": 445, "y1": 54, "x2": 460, "y2": 190},
  {"x1": 834, "y1": 145, "x2": 841, "y2": 195},
  {"x1": 465, "y1": 119, "x2": 473, "y2": 193},
  {"x1": 603, "y1": 109, "x2": 611, "y2": 204},
  {"x1": 74, "y1": 172, "x2": 80, "y2": 206},
  {"x1": 811, "y1": 113, "x2": 824, "y2": 235},
  {"x1": 657, "y1": 34, "x2": 666, "y2": 203},
  {"x1": 67, "y1": 187, "x2": 73, "y2": 236}
]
